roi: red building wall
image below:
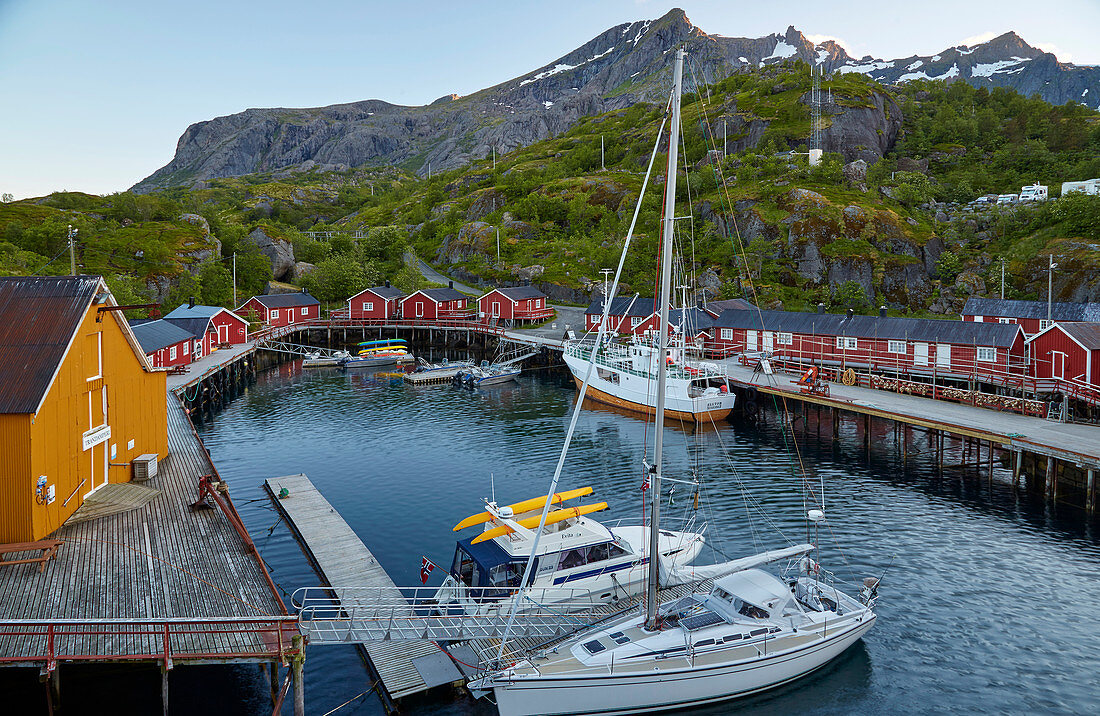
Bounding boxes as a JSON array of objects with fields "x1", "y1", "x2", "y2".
[
  {"x1": 211, "y1": 311, "x2": 249, "y2": 345},
  {"x1": 1028, "y1": 328, "x2": 1094, "y2": 383},
  {"x1": 348, "y1": 290, "x2": 400, "y2": 320},
  {"x1": 479, "y1": 291, "x2": 516, "y2": 322},
  {"x1": 147, "y1": 339, "x2": 192, "y2": 368}
]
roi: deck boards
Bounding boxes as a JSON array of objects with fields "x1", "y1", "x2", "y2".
[
  {"x1": 0, "y1": 398, "x2": 286, "y2": 664},
  {"x1": 264, "y1": 474, "x2": 458, "y2": 701}
]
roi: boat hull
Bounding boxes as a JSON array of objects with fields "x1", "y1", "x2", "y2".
[
  {"x1": 573, "y1": 377, "x2": 732, "y2": 423},
  {"x1": 488, "y1": 615, "x2": 875, "y2": 716}
]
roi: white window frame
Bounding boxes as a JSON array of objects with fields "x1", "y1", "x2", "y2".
[
  {"x1": 301, "y1": 307, "x2": 307, "y2": 316},
  {"x1": 997, "y1": 317, "x2": 1015, "y2": 324},
  {"x1": 87, "y1": 331, "x2": 103, "y2": 381},
  {"x1": 888, "y1": 340, "x2": 906, "y2": 354},
  {"x1": 362, "y1": 301, "x2": 373, "y2": 312},
  {"x1": 836, "y1": 336, "x2": 857, "y2": 350},
  {"x1": 720, "y1": 328, "x2": 733, "y2": 341},
  {"x1": 271, "y1": 309, "x2": 279, "y2": 320},
  {"x1": 1039, "y1": 319, "x2": 1053, "y2": 331},
  {"x1": 973, "y1": 315, "x2": 983, "y2": 323},
  {"x1": 976, "y1": 347, "x2": 997, "y2": 362},
  {"x1": 630, "y1": 317, "x2": 643, "y2": 328},
  {"x1": 183, "y1": 341, "x2": 189, "y2": 356},
  {"x1": 169, "y1": 345, "x2": 177, "y2": 361},
  {"x1": 936, "y1": 343, "x2": 951, "y2": 367},
  {"x1": 777, "y1": 332, "x2": 793, "y2": 346}
]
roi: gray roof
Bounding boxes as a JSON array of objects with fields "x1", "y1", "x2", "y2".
[
  {"x1": 164, "y1": 304, "x2": 223, "y2": 319},
  {"x1": 703, "y1": 298, "x2": 755, "y2": 313},
  {"x1": 490, "y1": 286, "x2": 546, "y2": 301},
  {"x1": 962, "y1": 297, "x2": 1100, "y2": 322},
  {"x1": 355, "y1": 285, "x2": 404, "y2": 300},
  {"x1": 0, "y1": 275, "x2": 102, "y2": 414},
  {"x1": 244, "y1": 293, "x2": 320, "y2": 309},
  {"x1": 669, "y1": 307, "x2": 715, "y2": 334},
  {"x1": 130, "y1": 319, "x2": 196, "y2": 354},
  {"x1": 1045, "y1": 322, "x2": 1100, "y2": 350},
  {"x1": 584, "y1": 296, "x2": 657, "y2": 317},
  {"x1": 713, "y1": 309, "x2": 1023, "y2": 348},
  {"x1": 414, "y1": 287, "x2": 467, "y2": 302},
  {"x1": 164, "y1": 317, "x2": 211, "y2": 338}
]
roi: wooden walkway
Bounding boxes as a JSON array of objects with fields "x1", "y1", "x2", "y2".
[
  {"x1": 0, "y1": 399, "x2": 289, "y2": 666},
  {"x1": 264, "y1": 474, "x2": 459, "y2": 706}
]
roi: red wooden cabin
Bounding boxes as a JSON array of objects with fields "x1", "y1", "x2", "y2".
[
  {"x1": 583, "y1": 296, "x2": 657, "y2": 333},
  {"x1": 164, "y1": 303, "x2": 249, "y2": 358},
  {"x1": 477, "y1": 287, "x2": 552, "y2": 325},
  {"x1": 399, "y1": 285, "x2": 470, "y2": 321},
  {"x1": 347, "y1": 284, "x2": 404, "y2": 321},
  {"x1": 129, "y1": 319, "x2": 195, "y2": 368},
  {"x1": 961, "y1": 297, "x2": 1100, "y2": 337},
  {"x1": 1026, "y1": 322, "x2": 1100, "y2": 390},
  {"x1": 235, "y1": 292, "x2": 320, "y2": 328}
]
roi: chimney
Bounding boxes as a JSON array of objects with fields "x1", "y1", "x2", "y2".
[
  {"x1": 817, "y1": 302, "x2": 825, "y2": 315},
  {"x1": 879, "y1": 305, "x2": 887, "y2": 318},
  {"x1": 188, "y1": 296, "x2": 195, "y2": 309},
  {"x1": 385, "y1": 280, "x2": 390, "y2": 288},
  {"x1": 449, "y1": 280, "x2": 454, "y2": 289},
  {"x1": 847, "y1": 308, "x2": 854, "y2": 319}
]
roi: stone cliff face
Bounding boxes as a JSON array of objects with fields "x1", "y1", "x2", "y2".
[{"x1": 133, "y1": 11, "x2": 1098, "y2": 192}]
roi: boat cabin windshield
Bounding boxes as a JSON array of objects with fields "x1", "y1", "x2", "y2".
[
  {"x1": 556, "y1": 541, "x2": 630, "y2": 570},
  {"x1": 450, "y1": 538, "x2": 529, "y2": 596}
]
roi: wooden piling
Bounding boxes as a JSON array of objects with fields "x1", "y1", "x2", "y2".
[
  {"x1": 291, "y1": 635, "x2": 305, "y2": 716},
  {"x1": 161, "y1": 666, "x2": 169, "y2": 716},
  {"x1": 1045, "y1": 457, "x2": 1056, "y2": 501},
  {"x1": 1088, "y1": 469, "x2": 1095, "y2": 514},
  {"x1": 1013, "y1": 450, "x2": 1022, "y2": 489}
]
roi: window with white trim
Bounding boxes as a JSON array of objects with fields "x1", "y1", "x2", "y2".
[
  {"x1": 362, "y1": 301, "x2": 373, "y2": 311},
  {"x1": 1039, "y1": 319, "x2": 1053, "y2": 331},
  {"x1": 271, "y1": 309, "x2": 279, "y2": 319},
  {"x1": 631, "y1": 317, "x2": 643, "y2": 328},
  {"x1": 997, "y1": 317, "x2": 1015, "y2": 324},
  {"x1": 973, "y1": 315, "x2": 983, "y2": 323},
  {"x1": 183, "y1": 341, "x2": 189, "y2": 355},
  {"x1": 836, "y1": 336, "x2": 857, "y2": 350},
  {"x1": 301, "y1": 307, "x2": 307, "y2": 316},
  {"x1": 888, "y1": 340, "x2": 906, "y2": 354},
  {"x1": 777, "y1": 332, "x2": 793, "y2": 346},
  {"x1": 170, "y1": 345, "x2": 177, "y2": 360},
  {"x1": 976, "y1": 347, "x2": 997, "y2": 362},
  {"x1": 720, "y1": 328, "x2": 733, "y2": 341}
]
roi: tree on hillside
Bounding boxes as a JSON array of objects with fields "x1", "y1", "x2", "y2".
[
  {"x1": 234, "y1": 243, "x2": 273, "y2": 298},
  {"x1": 105, "y1": 274, "x2": 152, "y2": 319},
  {"x1": 199, "y1": 262, "x2": 234, "y2": 307},
  {"x1": 301, "y1": 256, "x2": 371, "y2": 303}
]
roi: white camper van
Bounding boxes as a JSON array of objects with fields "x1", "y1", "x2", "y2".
[
  {"x1": 1061, "y1": 179, "x2": 1100, "y2": 196},
  {"x1": 1018, "y1": 183, "x2": 1048, "y2": 202}
]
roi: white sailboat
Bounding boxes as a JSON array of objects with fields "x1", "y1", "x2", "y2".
[{"x1": 468, "y1": 49, "x2": 879, "y2": 716}]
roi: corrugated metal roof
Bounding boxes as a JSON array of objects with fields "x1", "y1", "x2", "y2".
[
  {"x1": 416, "y1": 287, "x2": 467, "y2": 302},
  {"x1": 164, "y1": 317, "x2": 210, "y2": 338},
  {"x1": 493, "y1": 286, "x2": 546, "y2": 300},
  {"x1": 1056, "y1": 322, "x2": 1100, "y2": 350},
  {"x1": 130, "y1": 319, "x2": 196, "y2": 353},
  {"x1": 584, "y1": 296, "x2": 657, "y2": 317},
  {"x1": 0, "y1": 275, "x2": 103, "y2": 414},
  {"x1": 164, "y1": 304, "x2": 222, "y2": 319},
  {"x1": 704, "y1": 298, "x2": 756, "y2": 312},
  {"x1": 247, "y1": 293, "x2": 320, "y2": 308},
  {"x1": 962, "y1": 297, "x2": 1100, "y2": 322},
  {"x1": 713, "y1": 309, "x2": 1022, "y2": 348},
  {"x1": 355, "y1": 285, "x2": 405, "y2": 300},
  {"x1": 670, "y1": 307, "x2": 715, "y2": 334}
]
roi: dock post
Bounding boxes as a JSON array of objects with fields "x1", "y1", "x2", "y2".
[
  {"x1": 45, "y1": 665, "x2": 60, "y2": 714},
  {"x1": 988, "y1": 441, "x2": 994, "y2": 486},
  {"x1": 863, "y1": 414, "x2": 870, "y2": 454},
  {"x1": 291, "y1": 635, "x2": 305, "y2": 716},
  {"x1": 1087, "y1": 469, "x2": 1095, "y2": 514},
  {"x1": 161, "y1": 666, "x2": 169, "y2": 716},
  {"x1": 267, "y1": 662, "x2": 280, "y2": 706},
  {"x1": 1013, "y1": 450, "x2": 1022, "y2": 489},
  {"x1": 902, "y1": 425, "x2": 908, "y2": 465},
  {"x1": 832, "y1": 409, "x2": 838, "y2": 442},
  {"x1": 1045, "y1": 457, "x2": 1056, "y2": 501}
]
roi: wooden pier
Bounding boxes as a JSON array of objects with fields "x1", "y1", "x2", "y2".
[
  {"x1": 0, "y1": 398, "x2": 295, "y2": 712},
  {"x1": 264, "y1": 474, "x2": 461, "y2": 711}
]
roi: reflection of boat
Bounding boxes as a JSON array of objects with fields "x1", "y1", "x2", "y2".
[
  {"x1": 453, "y1": 360, "x2": 520, "y2": 387},
  {"x1": 302, "y1": 350, "x2": 350, "y2": 367},
  {"x1": 470, "y1": 50, "x2": 878, "y2": 716},
  {"x1": 431, "y1": 487, "x2": 705, "y2": 615}
]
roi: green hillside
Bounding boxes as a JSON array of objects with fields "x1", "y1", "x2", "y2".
[{"x1": 3, "y1": 60, "x2": 1099, "y2": 317}]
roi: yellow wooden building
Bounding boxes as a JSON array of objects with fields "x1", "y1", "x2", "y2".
[{"x1": 0, "y1": 275, "x2": 168, "y2": 542}]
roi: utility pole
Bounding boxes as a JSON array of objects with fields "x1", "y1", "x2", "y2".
[
  {"x1": 1047, "y1": 254, "x2": 1058, "y2": 323},
  {"x1": 232, "y1": 252, "x2": 238, "y2": 307},
  {"x1": 427, "y1": 162, "x2": 431, "y2": 180},
  {"x1": 495, "y1": 227, "x2": 500, "y2": 266},
  {"x1": 723, "y1": 120, "x2": 727, "y2": 156},
  {"x1": 1000, "y1": 259, "x2": 1005, "y2": 300},
  {"x1": 492, "y1": 147, "x2": 496, "y2": 170},
  {"x1": 67, "y1": 225, "x2": 77, "y2": 275},
  {"x1": 601, "y1": 135, "x2": 605, "y2": 171}
]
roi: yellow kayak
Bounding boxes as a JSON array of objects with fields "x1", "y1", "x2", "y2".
[
  {"x1": 471, "y1": 502, "x2": 608, "y2": 544},
  {"x1": 453, "y1": 487, "x2": 594, "y2": 532}
]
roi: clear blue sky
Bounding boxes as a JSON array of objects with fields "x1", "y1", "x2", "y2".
[{"x1": 1, "y1": 0, "x2": 1096, "y2": 199}]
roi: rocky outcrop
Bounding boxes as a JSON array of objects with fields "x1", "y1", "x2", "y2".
[
  {"x1": 466, "y1": 189, "x2": 507, "y2": 222},
  {"x1": 246, "y1": 226, "x2": 296, "y2": 281},
  {"x1": 435, "y1": 222, "x2": 497, "y2": 264},
  {"x1": 292, "y1": 262, "x2": 317, "y2": 282}
]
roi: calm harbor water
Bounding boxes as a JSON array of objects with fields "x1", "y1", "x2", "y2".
[
  {"x1": 185, "y1": 361, "x2": 1100, "y2": 716},
  {"x1": 13, "y1": 361, "x2": 1095, "y2": 714}
]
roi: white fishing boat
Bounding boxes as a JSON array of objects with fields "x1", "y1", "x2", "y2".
[
  {"x1": 454, "y1": 360, "x2": 521, "y2": 387},
  {"x1": 469, "y1": 50, "x2": 879, "y2": 716},
  {"x1": 431, "y1": 487, "x2": 706, "y2": 615},
  {"x1": 414, "y1": 356, "x2": 474, "y2": 377},
  {"x1": 302, "y1": 349, "x2": 351, "y2": 367}
]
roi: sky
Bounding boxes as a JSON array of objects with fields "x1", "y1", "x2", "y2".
[{"x1": 1, "y1": 0, "x2": 1097, "y2": 200}]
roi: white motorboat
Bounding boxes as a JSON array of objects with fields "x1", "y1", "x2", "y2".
[
  {"x1": 469, "y1": 49, "x2": 879, "y2": 716},
  {"x1": 431, "y1": 487, "x2": 706, "y2": 616},
  {"x1": 454, "y1": 360, "x2": 521, "y2": 387}
]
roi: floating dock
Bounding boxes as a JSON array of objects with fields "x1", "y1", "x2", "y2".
[{"x1": 263, "y1": 474, "x2": 461, "y2": 711}]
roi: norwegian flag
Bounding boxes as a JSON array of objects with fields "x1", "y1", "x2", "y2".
[{"x1": 420, "y1": 556, "x2": 436, "y2": 584}]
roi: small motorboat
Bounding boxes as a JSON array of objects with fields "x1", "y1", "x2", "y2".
[{"x1": 453, "y1": 360, "x2": 521, "y2": 388}]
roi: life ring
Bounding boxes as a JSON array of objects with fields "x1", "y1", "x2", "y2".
[{"x1": 842, "y1": 368, "x2": 857, "y2": 386}]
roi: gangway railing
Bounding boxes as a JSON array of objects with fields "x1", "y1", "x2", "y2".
[{"x1": 292, "y1": 585, "x2": 613, "y2": 644}]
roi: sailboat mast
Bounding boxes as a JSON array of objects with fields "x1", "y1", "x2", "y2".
[{"x1": 646, "y1": 47, "x2": 684, "y2": 631}]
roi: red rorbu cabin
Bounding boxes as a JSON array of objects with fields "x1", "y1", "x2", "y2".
[
  {"x1": 399, "y1": 285, "x2": 470, "y2": 321},
  {"x1": 163, "y1": 303, "x2": 249, "y2": 358},
  {"x1": 961, "y1": 297, "x2": 1100, "y2": 338},
  {"x1": 477, "y1": 287, "x2": 552, "y2": 326},
  {"x1": 347, "y1": 284, "x2": 405, "y2": 321},
  {"x1": 129, "y1": 319, "x2": 195, "y2": 368},
  {"x1": 583, "y1": 297, "x2": 657, "y2": 333},
  {"x1": 710, "y1": 307, "x2": 1027, "y2": 389},
  {"x1": 1026, "y1": 322, "x2": 1100, "y2": 390},
  {"x1": 235, "y1": 292, "x2": 320, "y2": 328}
]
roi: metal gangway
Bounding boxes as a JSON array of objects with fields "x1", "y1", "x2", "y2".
[
  {"x1": 492, "y1": 338, "x2": 540, "y2": 367},
  {"x1": 257, "y1": 339, "x2": 341, "y2": 359},
  {"x1": 292, "y1": 585, "x2": 612, "y2": 645}
]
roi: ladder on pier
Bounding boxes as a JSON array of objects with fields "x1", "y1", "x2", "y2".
[{"x1": 264, "y1": 474, "x2": 461, "y2": 710}]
